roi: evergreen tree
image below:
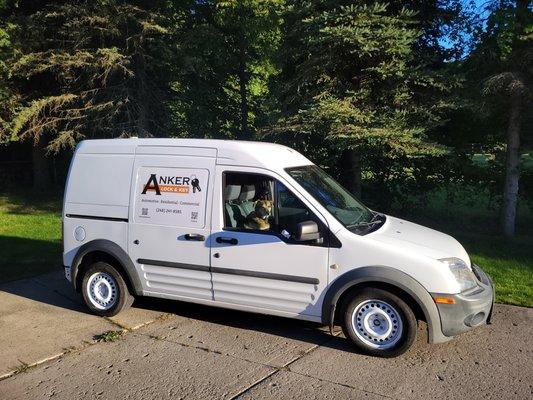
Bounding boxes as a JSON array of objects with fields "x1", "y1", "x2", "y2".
[
  {"x1": 175, "y1": 0, "x2": 284, "y2": 140},
  {"x1": 0, "y1": 0, "x2": 183, "y2": 188},
  {"x1": 466, "y1": 0, "x2": 532, "y2": 236},
  {"x1": 271, "y1": 1, "x2": 458, "y2": 205},
  {"x1": 0, "y1": 0, "x2": 17, "y2": 145}
]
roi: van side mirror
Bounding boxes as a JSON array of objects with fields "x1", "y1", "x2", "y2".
[{"x1": 294, "y1": 221, "x2": 321, "y2": 242}]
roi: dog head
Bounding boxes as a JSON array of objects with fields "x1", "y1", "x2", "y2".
[{"x1": 254, "y1": 199, "x2": 272, "y2": 219}]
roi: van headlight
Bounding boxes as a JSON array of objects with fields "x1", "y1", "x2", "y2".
[{"x1": 439, "y1": 257, "x2": 477, "y2": 292}]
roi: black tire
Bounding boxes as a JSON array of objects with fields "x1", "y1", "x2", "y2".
[
  {"x1": 341, "y1": 287, "x2": 417, "y2": 358},
  {"x1": 81, "y1": 261, "x2": 134, "y2": 317}
]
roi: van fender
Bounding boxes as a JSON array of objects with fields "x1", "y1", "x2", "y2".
[
  {"x1": 322, "y1": 266, "x2": 450, "y2": 344},
  {"x1": 71, "y1": 239, "x2": 143, "y2": 296}
]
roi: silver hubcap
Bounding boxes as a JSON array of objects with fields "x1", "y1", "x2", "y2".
[
  {"x1": 352, "y1": 299, "x2": 403, "y2": 349},
  {"x1": 86, "y1": 272, "x2": 118, "y2": 310}
]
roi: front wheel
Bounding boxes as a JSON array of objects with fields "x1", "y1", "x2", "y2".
[
  {"x1": 342, "y1": 288, "x2": 417, "y2": 357},
  {"x1": 81, "y1": 262, "x2": 133, "y2": 317}
]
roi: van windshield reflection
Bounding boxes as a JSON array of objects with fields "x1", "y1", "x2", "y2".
[{"x1": 286, "y1": 165, "x2": 381, "y2": 232}]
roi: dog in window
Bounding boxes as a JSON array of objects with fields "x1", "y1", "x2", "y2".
[{"x1": 244, "y1": 200, "x2": 273, "y2": 230}]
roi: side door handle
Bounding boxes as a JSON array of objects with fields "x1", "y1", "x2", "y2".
[
  {"x1": 184, "y1": 233, "x2": 205, "y2": 241},
  {"x1": 216, "y1": 237, "x2": 238, "y2": 245}
]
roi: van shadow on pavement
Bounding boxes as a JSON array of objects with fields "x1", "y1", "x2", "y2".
[
  {"x1": 1, "y1": 267, "x2": 362, "y2": 353},
  {"x1": 0, "y1": 267, "x2": 92, "y2": 315},
  {"x1": 0, "y1": 269, "x2": 359, "y2": 354},
  {"x1": 133, "y1": 294, "x2": 434, "y2": 354},
  {"x1": 133, "y1": 294, "x2": 369, "y2": 353},
  {"x1": 0, "y1": 236, "x2": 62, "y2": 284}
]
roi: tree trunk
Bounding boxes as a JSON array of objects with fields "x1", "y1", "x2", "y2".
[
  {"x1": 238, "y1": 61, "x2": 249, "y2": 141},
  {"x1": 501, "y1": 90, "x2": 522, "y2": 237},
  {"x1": 135, "y1": 53, "x2": 149, "y2": 137},
  {"x1": 237, "y1": 30, "x2": 250, "y2": 141},
  {"x1": 32, "y1": 139, "x2": 51, "y2": 191},
  {"x1": 339, "y1": 148, "x2": 362, "y2": 198}
]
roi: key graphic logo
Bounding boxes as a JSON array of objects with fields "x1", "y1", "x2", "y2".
[{"x1": 191, "y1": 174, "x2": 201, "y2": 193}]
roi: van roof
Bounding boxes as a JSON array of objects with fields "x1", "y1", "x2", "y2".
[{"x1": 76, "y1": 138, "x2": 313, "y2": 171}]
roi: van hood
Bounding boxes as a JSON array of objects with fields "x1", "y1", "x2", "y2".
[{"x1": 369, "y1": 216, "x2": 470, "y2": 265}]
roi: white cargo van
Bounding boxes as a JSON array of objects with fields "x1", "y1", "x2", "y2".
[{"x1": 63, "y1": 138, "x2": 493, "y2": 357}]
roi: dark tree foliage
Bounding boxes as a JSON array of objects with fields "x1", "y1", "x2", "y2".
[
  {"x1": 461, "y1": 0, "x2": 532, "y2": 236},
  {"x1": 267, "y1": 1, "x2": 461, "y2": 209},
  {"x1": 174, "y1": 0, "x2": 283, "y2": 140},
  {"x1": 0, "y1": 0, "x2": 530, "y2": 233},
  {"x1": 0, "y1": 0, "x2": 183, "y2": 153}
]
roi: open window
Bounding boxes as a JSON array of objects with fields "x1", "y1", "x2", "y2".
[
  {"x1": 223, "y1": 172, "x2": 274, "y2": 230},
  {"x1": 222, "y1": 172, "x2": 327, "y2": 244}
]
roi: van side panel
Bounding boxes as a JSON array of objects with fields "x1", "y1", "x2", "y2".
[
  {"x1": 136, "y1": 145, "x2": 217, "y2": 158},
  {"x1": 63, "y1": 219, "x2": 128, "y2": 268},
  {"x1": 64, "y1": 153, "x2": 134, "y2": 219},
  {"x1": 63, "y1": 152, "x2": 134, "y2": 269}
]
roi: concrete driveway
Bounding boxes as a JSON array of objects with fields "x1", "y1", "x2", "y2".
[{"x1": 0, "y1": 269, "x2": 532, "y2": 399}]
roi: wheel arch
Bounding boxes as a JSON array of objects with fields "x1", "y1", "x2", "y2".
[
  {"x1": 322, "y1": 266, "x2": 450, "y2": 344},
  {"x1": 71, "y1": 239, "x2": 143, "y2": 296}
]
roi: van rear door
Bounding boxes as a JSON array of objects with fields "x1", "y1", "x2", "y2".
[{"x1": 128, "y1": 147, "x2": 215, "y2": 301}]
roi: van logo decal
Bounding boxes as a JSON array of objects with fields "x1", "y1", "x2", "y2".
[
  {"x1": 141, "y1": 173, "x2": 200, "y2": 195},
  {"x1": 191, "y1": 174, "x2": 201, "y2": 193}
]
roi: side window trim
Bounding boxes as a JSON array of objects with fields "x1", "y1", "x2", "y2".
[
  {"x1": 273, "y1": 178, "x2": 280, "y2": 228},
  {"x1": 222, "y1": 170, "x2": 269, "y2": 230}
]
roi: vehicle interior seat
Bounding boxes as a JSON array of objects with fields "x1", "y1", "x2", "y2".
[
  {"x1": 224, "y1": 185, "x2": 245, "y2": 228},
  {"x1": 238, "y1": 185, "x2": 256, "y2": 216}
]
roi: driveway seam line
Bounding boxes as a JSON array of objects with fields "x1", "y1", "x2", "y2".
[
  {"x1": 0, "y1": 350, "x2": 74, "y2": 382},
  {"x1": 227, "y1": 369, "x2": 279, "y2": 400},
  {"x1": 284, "y1": 368, "x2": 400, "y2": 399},
  {"x1": 227, "y1": 332, "x2": 341, "y2": 399},
  {"x1": 0, "y1": 312, "x2": 172, "y2": 382},
  {"x1": 103, "y1": 317, "x2": 131, "y2": 330},
  {"x1": 137, "y1": 332, "x2": 274, "y2": 368}
]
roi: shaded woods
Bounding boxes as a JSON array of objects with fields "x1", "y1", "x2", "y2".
[{"x1": 0, "y1": 0, "x2": 531, "y2": 236}]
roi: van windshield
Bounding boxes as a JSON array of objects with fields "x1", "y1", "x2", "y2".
[{"x1": 286, "y1": 165, "x2": 376, "y2": 231}]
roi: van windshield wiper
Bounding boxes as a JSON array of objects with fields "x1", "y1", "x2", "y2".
[{"x1": 346, "y1": 212, "x2": 384, "y2": 230}]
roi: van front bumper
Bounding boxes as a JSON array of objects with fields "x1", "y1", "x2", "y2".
[{"x1": 431, "y1": 264, "x2": 494, "y2": 337}]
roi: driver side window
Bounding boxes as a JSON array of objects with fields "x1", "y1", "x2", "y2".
[
  {"x1": 223, "y1": 172, "x2": 275, "y2": 231},
  {"x1": 276, "y1": 182, "x2": 315, "y2": 238},
  {"x1": 222, "y1": 172, "x2": 323, "y2": 242}
]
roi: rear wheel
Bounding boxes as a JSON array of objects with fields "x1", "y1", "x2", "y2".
[
  {"x1": 341, "y1": 288, "x2": 416, "y2": 357},
  {"x1": 81, "y1": 262, "x2": 133, "y2": 317}
]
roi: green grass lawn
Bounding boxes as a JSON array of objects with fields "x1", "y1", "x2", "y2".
[
  {"x1": 0, "y1": 188, "x2": 531, "y2": 307},
  {"x1": 0, "y1": 191, "x2": 62, "y2": 283},
  {"x1": 472, "y1": 152, "x2": 533, "y2": 169},
  {"x1": 396, "y1": 185, "x2": 533, "y2": 307},
  {"x1": 455, "y1": 234, "x2": 532, "y2": 307}
]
